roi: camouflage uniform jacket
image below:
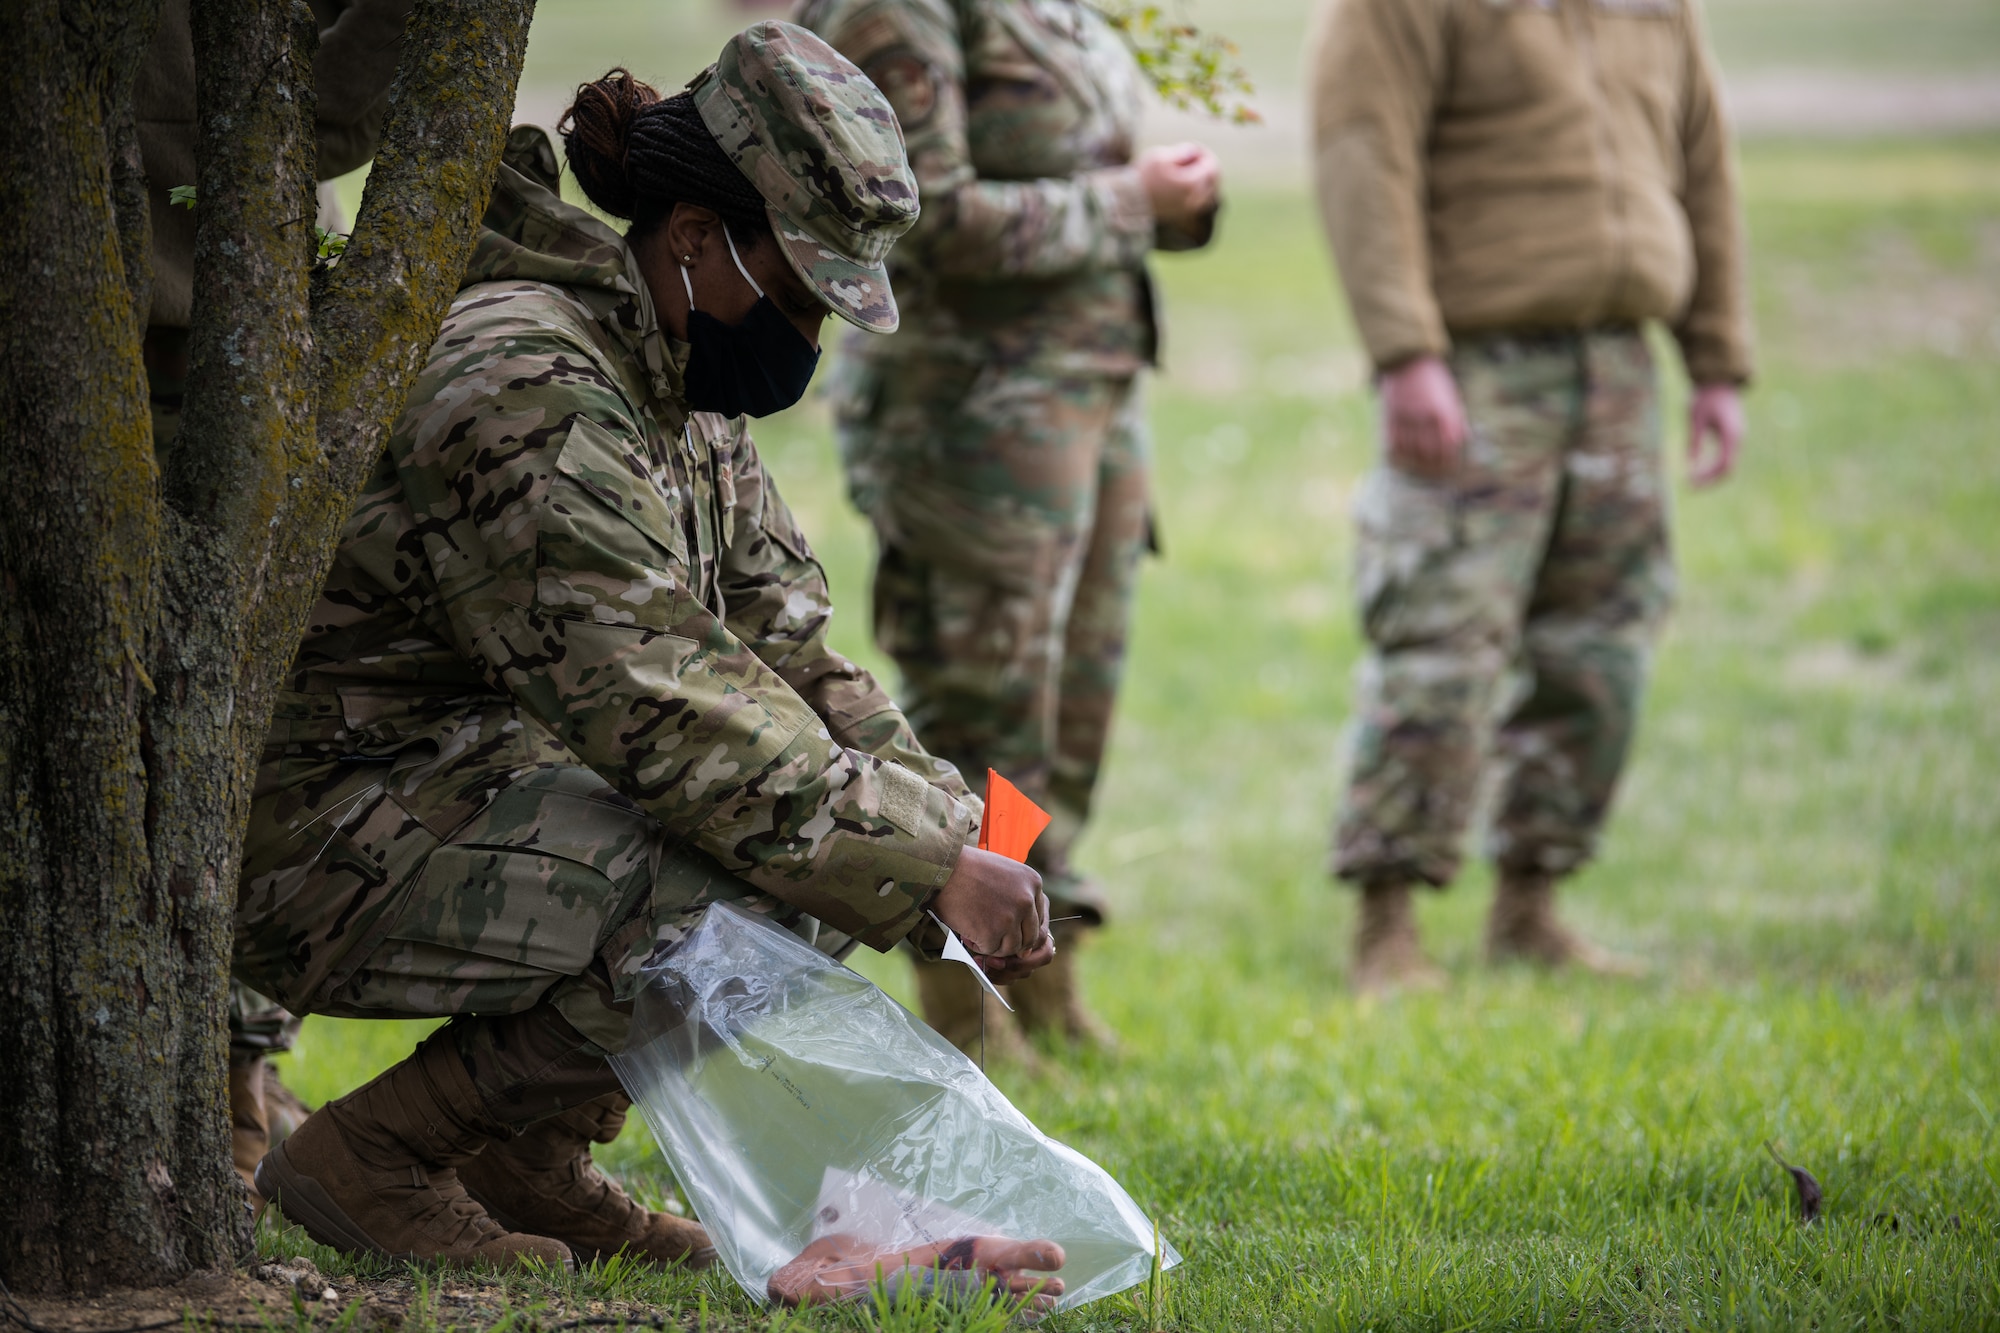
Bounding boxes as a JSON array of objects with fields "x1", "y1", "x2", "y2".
[
  {"x1": 798, "y1": 0, "x2": 1159, "y2": 373},
  {"x1": 242, "y1": 154, "x2": 979, "y2": 977}
]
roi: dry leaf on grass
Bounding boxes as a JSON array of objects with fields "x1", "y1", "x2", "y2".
[{"x1": 1764, "y1": 1141, "x2": 1823, "y2": 1224}]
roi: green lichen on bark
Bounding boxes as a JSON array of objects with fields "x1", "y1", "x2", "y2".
[{"x1": 0, "y1": 0, "x2": 171, "y2": 1294}]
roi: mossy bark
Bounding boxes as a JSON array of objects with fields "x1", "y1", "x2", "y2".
[
  {"x1": 0, "y1": 0, "x2": 533, "y2": 1294},
  {"x1": 0, "y1": 0, "x2": 174, "y2": 1292}
]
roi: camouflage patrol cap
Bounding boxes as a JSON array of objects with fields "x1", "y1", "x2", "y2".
[{"x1": 691, "y1": 21, "x2": 917, "y2": 334}]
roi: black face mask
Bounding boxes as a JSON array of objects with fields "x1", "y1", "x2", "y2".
[{"x1": 678, "y1": 231, "x2": 821, "y2": 419}]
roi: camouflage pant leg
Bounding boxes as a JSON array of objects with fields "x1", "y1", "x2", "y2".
[
  {"x1": 304, "y1": 764, "x2": 813, "y2": 1053},
  {"x1": 837, "y1": 358, "x2": 1143, "y2": 911},
  {"x1": 1045, "y1": 382, "x2": 1151, "y2": 905},
  {"x1": 1485, "y1": 330, "x2": 1673, "y2": 875},
  {"x1": 227, "y1": 980, "x2": 301, "y2": 1059},
  {"x1": 1333, "y1": 327, "x2": 1669, "y2": 887}
]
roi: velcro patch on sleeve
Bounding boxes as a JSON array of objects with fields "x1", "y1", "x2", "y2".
[{"x1": 878, "y1": 760, "x2": 929, "y2": 834}]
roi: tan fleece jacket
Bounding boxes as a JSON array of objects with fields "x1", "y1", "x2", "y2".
[{"x1": 1309, "y1": 0, "x2": 1753, "y2": 385}]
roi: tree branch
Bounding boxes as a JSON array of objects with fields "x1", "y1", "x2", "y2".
[
  {"x1": 249, "y1": 0, "x2": 536, "y2": 670},
  {"x1": 142, "y1": 0, "x2": 323, "y2": 1274},
  {"x1": 315, "y1": 0, "x2": 537, "y2": 495},
  {"x1": 172, "y1": 0, "x2": 318, "y2": 539}
]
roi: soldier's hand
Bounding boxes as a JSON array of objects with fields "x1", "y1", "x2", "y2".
[
  {"x1": 932, "y1": 846, "x2": 1053, "y2": 980},
  {"x1": 1138, "y1": 142, "x2": 1220, "y2": 232},
  {"x1": 1687, "y1": 382, "x2": 1744, "y2": 487},
  {"x1": 1380, "y1": 354, "x2": 1468, "y2": 478}
]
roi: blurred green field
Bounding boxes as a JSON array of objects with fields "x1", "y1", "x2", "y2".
[
  {"x1": 504, "y1": 0, "x2": 2000, "y2": 98},
  {"x1": 278, "y1": 128, "x2": 2000, "y2": 1329}
]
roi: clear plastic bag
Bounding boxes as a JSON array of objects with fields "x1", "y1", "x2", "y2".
[{"x1": 610, "y1": 900, "x2": 1180, "y2": 1313}]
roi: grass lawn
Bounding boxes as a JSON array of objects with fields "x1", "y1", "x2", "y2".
[{"x1": 270, "y1": 133, "x2": 2000, "y2": 1331}]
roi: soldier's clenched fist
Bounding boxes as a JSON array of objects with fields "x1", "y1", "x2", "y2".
[{"x1": 931, "y1": 847, "x2": 1053, "y2": 982}]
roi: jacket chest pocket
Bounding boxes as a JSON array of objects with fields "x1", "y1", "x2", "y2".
[
  {"x1": 964, "y1": 70, "x2": 1086, "y2": 175},
  {"x1": 965, "y1": 8, "x2": 1095, "y2": 176},
  {"x1": 687, "y1": 411, "x2": 738, "y2": 556},
  {"x1": 1453, "y1": 2, "x2": 1576, "y2": 114},
  {"x1": 538, "y1": 414, "x2": 697, "y2": 631},
  {"x1": 554, "y1": 415, "x2": 690, "y2": 562},
  {"x1": 1590, "y1": 1, "x2": 1687, "y2": 137}
]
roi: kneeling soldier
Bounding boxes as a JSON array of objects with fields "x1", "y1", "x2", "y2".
[{"x1": 238, "y1": 25, "x2": 1051, "y2": 1268}]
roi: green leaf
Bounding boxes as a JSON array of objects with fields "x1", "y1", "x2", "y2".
[
  {"x1": 1091, "y1": 0, "x2": 1260, "y2": 123},
  {"x1": 168, "y1": 185, "x2": 197, "y2": 209}
]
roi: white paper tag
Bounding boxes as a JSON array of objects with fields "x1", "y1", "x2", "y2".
[
  {"x1": 929, "y1": 911, "x2": 1013, "y2": 1012},
  {"x1": 809, "y1": 1167, "x2": 986, "y2": 1249}
]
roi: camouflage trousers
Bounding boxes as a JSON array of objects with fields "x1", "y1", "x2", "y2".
[
  {"x1": 228, "y1": 981, "x2": 300, "y2": 1060},
  {"x1": 1333, "y1": 327, "x2": 1675, "y2": 889},
  {"x1": 236, "y1": 740, "x2": 840, "y2": 1054},
  {"x1": 833, "y1": 357, "x2": 1152, "y2": 918}
]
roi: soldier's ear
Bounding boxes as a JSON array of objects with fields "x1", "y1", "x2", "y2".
[{"x1": 664, "y1": 203, "x2": 725, "y2": 267}]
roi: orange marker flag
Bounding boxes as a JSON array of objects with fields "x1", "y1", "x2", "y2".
[{"x1": 978, "y1": 769, "x2": 1051, "y2": 863}]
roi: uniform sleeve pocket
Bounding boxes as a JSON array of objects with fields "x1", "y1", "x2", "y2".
[{"x1": 539, "y1": 415, "x2": 696, "y2": 630}]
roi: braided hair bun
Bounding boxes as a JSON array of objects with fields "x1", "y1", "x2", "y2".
[{"x1": 560, "y1": 69, "x2": 770, "y2": 242}]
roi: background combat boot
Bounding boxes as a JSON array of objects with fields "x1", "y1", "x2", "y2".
[
  {"x1": 1351, "y1": 881, "x2": 1447, "y2": 995},
  {"x1": 231, "y1": 1053, "x2": 316, "y2": 1208},
  {"x1": 912, "y1": 954, "x2": 1037, "y2": 1071},
  {"x1": 230, "y1": 1053, "x2": 273, "y2": 1206},
  {"x1": 459, "y1": 1092, "x2": 716, "y2": 1267},
  {"x1": 1486, "y1": 872, "x2": 1644, "y2": 975},
  {"x1": 1008, "y1": 920, "x2": 1117, "y2": 1051},
  {"x1": 265, "y1": 1064, "x2": 312, "y2": 1142},
  {"x1": 256, "y1": 1030, "x2": 572, "y2": 1268}
]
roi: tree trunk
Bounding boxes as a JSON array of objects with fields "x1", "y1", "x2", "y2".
[
  {"x1": 0, "y1": 0, "x2": 534, "y2": 1295},
  {"x1": 269, "y1": 0, "x2": 541, "y2": 670},
  {"x1": 0, "y1": 0, "x2": 174, "y2": 1293}
]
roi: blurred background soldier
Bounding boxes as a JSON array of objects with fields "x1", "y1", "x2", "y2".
[
  {"x1": 800, "y1": 0, "x2": 1220, "y2": 1059},
  {"x1": 1309, "y1": 0, "x2": 1752, "y2": 993},
  {"x1": 136, "y1": 0, "x2": 417, "y2": 1200}
]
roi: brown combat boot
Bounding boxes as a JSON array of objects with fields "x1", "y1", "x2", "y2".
[
  {"x1": 1485, "y1": 873, "x2": 1644, "y2": 976},
  {"x1": 256, "y1": 1032, "x2": 572, "y2": 1269},
  {"x1": 1008, "y1": 921, "x2": 1117, "y2": 1052},
  {"x1": 265, "y1": 1064, "x2": 312, "y2": 1143},
  {"x1": 912, "y1": 955, "x2": 1037, "y2": 1071},
  {"x1": 459, "y1": 1093, "x2": 717, "y2": 1268},
  {"x1": 1351, "y1": 881, "x2": 1447, "y2": 996},
  {"x1": 230, "y1": 1053, "x2": 273, "y2": 1207}
]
